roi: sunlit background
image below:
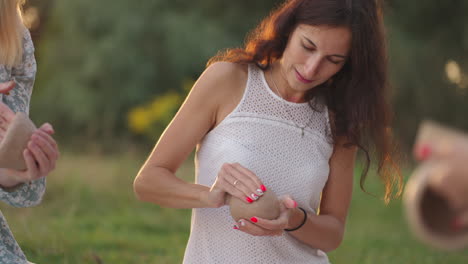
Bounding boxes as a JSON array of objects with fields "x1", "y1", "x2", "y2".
[{"x1": 2, "y1": 0, "x2": 467, "y2": 263}]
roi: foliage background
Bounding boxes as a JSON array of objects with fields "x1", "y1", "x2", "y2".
[{"x1": 26, "y1": 0, "x2": 468, "y2": 149}]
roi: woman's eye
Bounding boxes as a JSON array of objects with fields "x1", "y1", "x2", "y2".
[
  {"x1": 328, "y1": 58, "x2": 343, "y2": 65},
  {"x1": 302, "y1": 44, "x2": 314, "y2": 51}
]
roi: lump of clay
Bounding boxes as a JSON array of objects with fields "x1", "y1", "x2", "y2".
[
  {"x1": 0, "y1": 112, "x2": 36, "y2": 170},
  {"x1": 228, "y1": 189, "x2": 281, "y2": 222}
]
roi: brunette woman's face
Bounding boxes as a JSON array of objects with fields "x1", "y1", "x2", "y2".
[{"x1": 279, "y1": 24, "x2": 351, "y2": 92}]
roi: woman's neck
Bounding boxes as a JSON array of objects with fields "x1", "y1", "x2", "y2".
[{"x1": 270, "y1": 62, "x2": 306, "y2": 103}]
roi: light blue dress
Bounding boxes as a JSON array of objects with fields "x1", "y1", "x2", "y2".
[{"x1": 0, "y1": 28, "x2": 45, "y2": 264}]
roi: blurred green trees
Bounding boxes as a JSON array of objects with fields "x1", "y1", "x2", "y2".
[
  {"x1": 30, "y1": 0, "x2": 282, "y2": 146},
  {"x1": 28, "y1": 0, "x2": 467, "y2": 149},
  {"x1": 387, "y1": 0, "x2": 468, "y2": 148}
]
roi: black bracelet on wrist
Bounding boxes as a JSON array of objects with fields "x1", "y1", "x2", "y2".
[{"x1": 284, "y1": 207, "x2": 307, "y2": 232}]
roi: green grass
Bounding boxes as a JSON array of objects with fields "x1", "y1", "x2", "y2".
[
  {"x1": 328, "y1": 176, "x2": 468, "y2": 263},
  {"x1": 1, "y1": 152, "x2": 467, "y2": 263},
  {"x1": 2, "y1": 151, "x2": 192, "y2": 264}
]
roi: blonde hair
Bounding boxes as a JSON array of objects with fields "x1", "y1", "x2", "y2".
[{"x1": 0, "y1": 0, "x2": 26, "y2": 67}]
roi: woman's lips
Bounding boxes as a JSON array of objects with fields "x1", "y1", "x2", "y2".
[{"x1": 295, "y1": 69, "x2": 313, "y2": 84}]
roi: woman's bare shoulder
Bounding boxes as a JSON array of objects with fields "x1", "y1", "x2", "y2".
[
  {"x1": 202, "y1": 62, "x2": 248, "y2": 94},
  {"x1": 202, "y1": 62, "x2": 248, "y2": 124}
]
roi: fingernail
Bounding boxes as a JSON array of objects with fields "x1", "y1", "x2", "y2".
[
  {"x1": 250, "y1": 217, "x2": 258, "y2": 223},
  {"x1": 260, "y1": 185, "x2": 267, "y2": 192},
  {"x1": 45, "y1": 123, "x2": 54, "y2": 133},
  {"x1": 416, "y1": 144, "x2": 431, "y2": 160},
  {"x1": 293, "y1": 200, "x2": 298, "y2": 208},
  {"x1": 238, "y1": 220, "x2": 245, "y2": 226},
  {"x1": 256, "y1": 189, "x2": 264, "y2": 196},
  {"x1": 451, "y1": 217, "x2": 463, "y2": 231},
  {"x1": 233, "y1": 224, "x2": 239, "y2": 230},
  {"x1": 251, "y1": 193, "x2": 259, "y2": 200},
  {"x1": 246, "y1": 197, "x2": 253, "y2": 203}
]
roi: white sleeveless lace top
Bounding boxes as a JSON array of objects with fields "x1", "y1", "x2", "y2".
[{"x1": 183, "y1": 64, "x2": 334, "y2": 264}]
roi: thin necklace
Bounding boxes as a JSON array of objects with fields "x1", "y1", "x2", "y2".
[{"x1": 269, "y1": 66, "x2": 312, "y2": 138}]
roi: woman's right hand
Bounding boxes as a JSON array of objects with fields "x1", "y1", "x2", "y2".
[{"x1": 203, "y1": 163, "x2": 267, "y2": 208}]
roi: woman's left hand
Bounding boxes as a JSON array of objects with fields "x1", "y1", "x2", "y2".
[
  {"x1": 234, "y1": 195, "x2": 298, "y2": 236},
  {"x1": 27, "y1": 123, "x2": 59, "y2": 178},
  {"x1": 0, "y1": 81, "x2": 15, "y2": 94}
]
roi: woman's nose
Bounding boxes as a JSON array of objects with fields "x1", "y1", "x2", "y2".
[{"x1": 303, "y1": 56, "x2": 321, "y2": 78}]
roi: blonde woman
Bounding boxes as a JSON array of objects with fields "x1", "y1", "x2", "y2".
[{"x1": 0, "y1": 0, "x2": 59, "y2": 263}]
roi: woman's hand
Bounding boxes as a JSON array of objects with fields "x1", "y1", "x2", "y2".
[
  {"x1": 0, "y1": 101, "x2": 59, "y2": 188},
  {"x1": 415, "y1": 138, "x2": 468, "y2": 227},
  {"x1": 28, "y1": 123, "x2": 60, "y2": 177},
  {"x1": 234, "y1": 195, "x2": 299, "y2": 236},
  {"x1": 0, "y1": 101, "x2": 15, "y2": 142},
  {"x1": 203, "y1": 163, "x2": 267, "y2": 208},
  {"x1": 0, "y1": 123, "x2": 59, "y2": 188},
  {"x1": 415, "y1": 141, "x2": 468, "y2": 209},
  {"x1": 0, "y1": 81, "x2": 15, "y2": 94}
]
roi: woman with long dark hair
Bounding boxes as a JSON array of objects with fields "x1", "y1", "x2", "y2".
[{"x1": 134, "y1": 0, "x2": 402, "y2": 263}]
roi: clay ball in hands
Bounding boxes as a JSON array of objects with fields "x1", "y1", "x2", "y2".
[
  {"x1": 0, "y1": 101, "x2": 36, "y2": 170},
  {"x1": 228, "y1": 189, "x2": 281, "y2": 222}
]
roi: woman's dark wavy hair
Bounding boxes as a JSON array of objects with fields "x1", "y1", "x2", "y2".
[{"x1": 208, "y1": 0, "x2": 402, "y2": 203}]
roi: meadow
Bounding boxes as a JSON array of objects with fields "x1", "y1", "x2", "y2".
[{"x1": 2, "y1": 151, "x2": 467, "y2": 263}]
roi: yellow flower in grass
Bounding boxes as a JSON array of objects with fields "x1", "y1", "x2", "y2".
[
  {"x1": 149, "y1": 92, "x2": 182, "y2": 122},
  {"x1": 127, "y1": 106, "x2": 152, "y2": 134},
  {"x1": 127, "y1": 92, "x2": 183, "y2": 136}
]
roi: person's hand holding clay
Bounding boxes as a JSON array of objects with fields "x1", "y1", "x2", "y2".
[
  {"x1": 234, "y1": 195, "x2": 300, "y2": 236},
  {"x1": 202, "y1": 163, "x2": 267, "y2": 208},
  {"x1": 0, "y1": 101, "x2": 59, "y2": 189},
  {"x1": 414, "y1": 126, "x2": 468, "y2": 228},
  {"x1": 0, "y1": 81, "x2": 15, "y2": 94}
]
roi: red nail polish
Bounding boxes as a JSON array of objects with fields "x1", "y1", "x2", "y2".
[
  {"x1": 416, "y1": 144, "x2": 431, "y2": 160},
  {"x1": 233, "y1": 225, "x2": 239, "y2": 230},
  {"x1": 246, "y1": 197, "x2": 253, "y2": 203},
  {"x1": 293, "y1": 200, "x2": 298, "y2": 208},
  {"x1": 260, "y1": 185, "x2": 267, "y2": 192},
  {"x1": 250, "y1": 217, "x2": 258, "y2": 223}
]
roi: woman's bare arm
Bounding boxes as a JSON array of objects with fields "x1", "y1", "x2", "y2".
[
  {"x1": 133, "y1": 62, "x2": 247, "y2": 208},
  {"x1": 287, "y1": 138, "x2": 357, "y2": 252}
]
